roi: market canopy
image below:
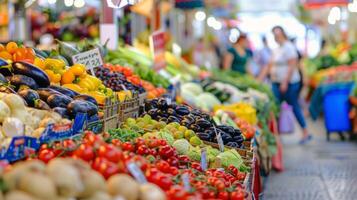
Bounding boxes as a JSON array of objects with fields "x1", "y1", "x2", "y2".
[
  {"x1": 175, "y1": 0, "x2": 204, "y2": 9},
  {"x1": 303, "y1": 0, "x2": 350, "y2": 9}
]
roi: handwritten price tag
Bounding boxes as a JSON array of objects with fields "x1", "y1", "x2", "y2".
[
  {"x1": 213, "y1": 126, "x2": 225, "y2": 152},
  {"x1": 181, "y1": 173, "x2": 191, "y2": 191},
  {"x1": 201, "y1": 147, "x2": 208, "y2": 171},
  {"x1": 127, "y1": 162, "x2": 147, "y2": 184},
  {"x1": 72, "y1": 48, "x2": 103, "y2": 75}
]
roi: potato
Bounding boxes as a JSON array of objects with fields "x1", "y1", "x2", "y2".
[
  {"x1": 18, "y1": 172, "x2": 57, "y2": 199},
  {"x1": 78, "y1": 170, "x2": 106, "y2": 198},
  {"x1": 46, "y1": 158, "x2": 84, "y2": 197},
  {"x1": 107, "y1": 174, "x2": 139, "y2": 200},
  {"x1": 139, "y1": 183, "x2": 166, "y2": 200},
  {"x1": 81, "y1": 192, "x2": 113, "y2": 200},
  {"x1": 4, "y1": 190, "x2": 38, "y2": 200},
  {"x1": 3, "y1": 160, "x2": 46, "y2": 190}
]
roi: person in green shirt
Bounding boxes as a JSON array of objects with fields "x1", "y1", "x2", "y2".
[{"x1": 223, "y1": 33, "x2": 253, "y2": 74}]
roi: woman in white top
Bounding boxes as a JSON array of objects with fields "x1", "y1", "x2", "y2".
[{"x1": 260, "y1": 26, "x2": 311, "y2": 144}]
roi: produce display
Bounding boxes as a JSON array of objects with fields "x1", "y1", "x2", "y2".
[{"x1": 0, "y1": 36, "x2": 274, "y2": 200}]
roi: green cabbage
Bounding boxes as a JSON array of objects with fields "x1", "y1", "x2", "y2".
[
  {"x1": 195, "y1": 93, "x2": 221, "y2": 111},
  {"x1": 217, "y1": 149, "x2": 243, "y2": 168},
  {"x1": 172, "y1": 139, "x2": 192, "y2": 155},
  {"x1": 187, "y1": 146, "x2": 201, "y2": 161},
  {"x1": 181, "y1": 82, "x2": 203, "y2": 94}
]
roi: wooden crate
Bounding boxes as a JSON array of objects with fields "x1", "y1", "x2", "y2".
[
  {"x1": 86, "y1": 96, "x2": 120, "y2": 133},
  {"x1": 118, "y1": 93, "x2": 140, "y2": 125}
]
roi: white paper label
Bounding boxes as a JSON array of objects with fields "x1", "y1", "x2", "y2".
[
  {"x1": 201, "y1": 148, "x2": 207, "y2": 171},
  {"x1": 214, "y1": 126, "x2": 225, "y2": 152},
  {"x1": 100, "y1": 24, "x2": 118, "y2": 50},
  {"x1": 182, "y1": 173, "x2": 191, "y2": 191},
  {"x1": 72, "y1": 48, "x2": 103, "y2": 75},
  {"x1": 127, "y1": 162, "x2": 147, "y2": 184}
]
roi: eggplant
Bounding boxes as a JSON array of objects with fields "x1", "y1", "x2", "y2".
[
  {"x1": 34, "y1": 99, "x2": 50, "y2": 110},
  {"x1": 18, "y1": 89, "x2": 40, "y2": 107},
  {"x1": 197, "y1": 132, "x2": 211, "y2": 141},
  {"x1": 9, "y1": 75, "x2": 39, "y2": 90},
  {"x1": 233, "y1": 135, "x2": 244, "y2": 144},
  {"x1": 33, "y1": 48, "x2": 49, "y2": 58},
  {"x1": 0, "y1": 85, "x2": 16, "y2": 94},
  {"x1": 12, "y1": 61, "x2": 50, "y2": 87},
  {"x1": 67, "y1": 100, "x2": 98, "y2": 117},
  {"x1": 189, "y1": 124, "x2": 202, "y2": 132},
  {"x1": 49, "y1": 85, "x2": 79, "y2": 98},
  {"x1": 233, "y1": 129, "x2": 242, "y2": 136},
  {"x1": 175, "y1": 106, "x2": 190, "y2": 116},
  {"x1": 167, "y1": 108, "x2": 176, "y2": 115},
  {"x1": 73, "y1": 95, "x2": 98, "y2": 106},
  {"x1": 195, "y1": 118, "x2": 211, "y2": 129},
  {"x1": 53, "y1": 107, "x2": 69, "y2": 118},
  {"x1": 0, "y1": 58, "x2": 12, "y2": 76},
  {"x1": 157, "y1": 98, "x2": 168, "y2": 110},
  {"x1": 37, "y1": 88, "x2": 61, "y2": 101},
  {"x1": 226, "y1": 142, "x2": 239, "y2": 148},
  {"x1": 86, "y1": 101, "x2": 98, "y2": 116},
  {"x1": 147, "y1": 109, "x2": 158, "y2": 118},
  {"x1": 168, "y1": 116, "x2": 180, "y2": 123},
  {"x1": 47, "y1": 94, "x2": 73, "y2": 108},
  {"x1": 0, "y1": 73, "x2": 7, "y2": 83}
]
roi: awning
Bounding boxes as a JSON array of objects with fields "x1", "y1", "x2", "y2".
[
  {"x1": 175, "y1": 0, "x2": 204, "y2": 9},
  {"x1": 303, "y1": 0, "x2": 350, "y2": 9}
]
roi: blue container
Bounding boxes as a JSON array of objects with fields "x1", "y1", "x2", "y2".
[{"x1": 323, "y1": 89, "x2": 351, "y2": 132}]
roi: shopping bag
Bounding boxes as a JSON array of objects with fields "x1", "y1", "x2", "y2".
[{"x1": 278, "y1": 102, "x2": 295, "y2": 134}]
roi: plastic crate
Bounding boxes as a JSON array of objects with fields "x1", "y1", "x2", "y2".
[{"x1": 323, "y1": 88, "x2": 351, "y2": 132}]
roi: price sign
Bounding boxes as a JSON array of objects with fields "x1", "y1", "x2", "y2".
[
  {"x1": 127, "y1": 162, "x2": 147, "y2": 184},
  {"x1": 213, "y1": 126, "x2": 225, "y2": 152},
  {"x1": 72, "y1": 48, "x2": 103, "y2": 75},
  {"x1": 181, "y1": 173, "x2": 191, "y2": 191},
  {"x1": 200, "y1": 147, "x2": 207, "y2": 171},
  {"x1": 150, "y1": 31, "x2": 166, "y2": 72}
]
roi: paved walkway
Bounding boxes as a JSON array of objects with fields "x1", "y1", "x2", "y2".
[{"x1": 263, "y1": 119, "x2": 357, "y2": 200}]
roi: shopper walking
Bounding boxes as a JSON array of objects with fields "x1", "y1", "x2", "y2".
[
  {"x1": 223, "y1": 33, "x2": 252, "y2": 75},
  {"x1": 260, "y1": 26, "x2": 311, "y2": 144}
]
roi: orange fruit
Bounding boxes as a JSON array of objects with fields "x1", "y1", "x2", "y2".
[
  {"x1": 61, "y1": 71, "x2": 75, "y2": 85},
  {"x1": 6, "y1": 42, "x2": 18, "y2": 54},
  {"x1": 0, "y1": 51, "x2": 12, "y2": 60},
  {"x1": 0, "y1": 44, "x2": 5, "y2": 51}
]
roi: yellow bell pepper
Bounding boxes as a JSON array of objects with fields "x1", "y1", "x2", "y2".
[
  {"x1": 34, "y1": 57, "x2": 46, "y2": 70},
  {"x1": 78, "y1": 78, "x2": 95, "y2": 91},
  {"x1": 45, "y1": 58, "x2": 65, "y2": 71},
  {"x1": 86, "y1": 91, "x2": 107, "y2": 105},
  {"x1": 117, "y1": 91, "x2": 127, "y2": 102},
  {"x1": 62, "y1": 84, "x2": 83, "y2": 93},
  {"x1": 69, "y1": 64, "x2": 86, "y2": 76}
]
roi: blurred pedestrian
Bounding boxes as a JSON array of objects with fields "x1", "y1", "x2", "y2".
[
  {"x1": 223, "y1": 33, "x2": 253, "y2": 75},
  {"x1": 256, "y1": 36, "x2": 272, "y2": 82},
  {"x1": 261, "y1": 26, "x2": 311, "y2": 144}
]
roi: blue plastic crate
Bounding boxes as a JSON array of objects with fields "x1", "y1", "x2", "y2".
[{"x1": 323, "y1": 88, "x2": 351, "y2": 132}]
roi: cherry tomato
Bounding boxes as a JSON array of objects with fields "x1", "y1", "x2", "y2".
[
  {"x1": 92, "y1": 157, "x2": 109, "y2": 171},
  {"x1": 228, "y1": 165, "x2": 239, "y2": 176},
  {"x1": 134, "y1": 138, "x2": 146, "y2": 147},
  {"x1": 191, "y1": 162, "x2": 202, "y2": 172},
  {"x1": 111, "y1": 139, "x2": 122, "y2": 147},
  {"x1": 169, "y1": 166, "x2": 179, "y2": 176},
  {"x1": 156, "y1": 160, "x2": 171, "y2": 173},
  {"x1": 166, "y1": 185, "x2": 188, "y2": 200},
  {"x1": 84, "y1": 132, "x2": 104, "y2": 147},
  {"x1": 99, "y1": 161, "x2": 120, "y2": 179},
  {"x1": 214, "y1": 179, "x2": 226, "y2": 191},
  {"x1": 230, "y1": 189, "x2": 245, "y2": 200},
  {"x1": 167, "y1": 157, "x2": 179, "y2": 167},
  {"x1": 121, "y1": 142, "x2": 135, "y2": 152},
  {"x1": 136, "y1": 145, "x2": 150, "y2": 155},
  {"x1": 38, "y1": 149, "x2": 55, "y2": 163},
  {"x1": 236, "y1": 171, "x2": 246, "y2": 181},
  {"x1": 158, "y1": 145, "x2": 174, "y2": 159},
  {"x1": 98, "y1": 144, "x2": 122, "y2": 163},
  {"x1": 218, "y1": 191, "x2": 230, "y2": 200},
  {"x1": 156, "y1": 174, "x2": 173, "y2": 191},
  {"x1": 73, "y1": 144, "x2": 94, "y2": 161},
  {"x1": 146, "y1": 138, "x2": 160, "y2": 148}
]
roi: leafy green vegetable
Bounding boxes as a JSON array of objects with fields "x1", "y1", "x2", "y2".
[{"x1": 173, "y1": 139, "x2": 192, "y2": 155}]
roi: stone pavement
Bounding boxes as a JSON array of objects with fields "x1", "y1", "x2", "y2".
[{"x1": 263, "y1": 119, "x2": 357, "y2": 200}]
